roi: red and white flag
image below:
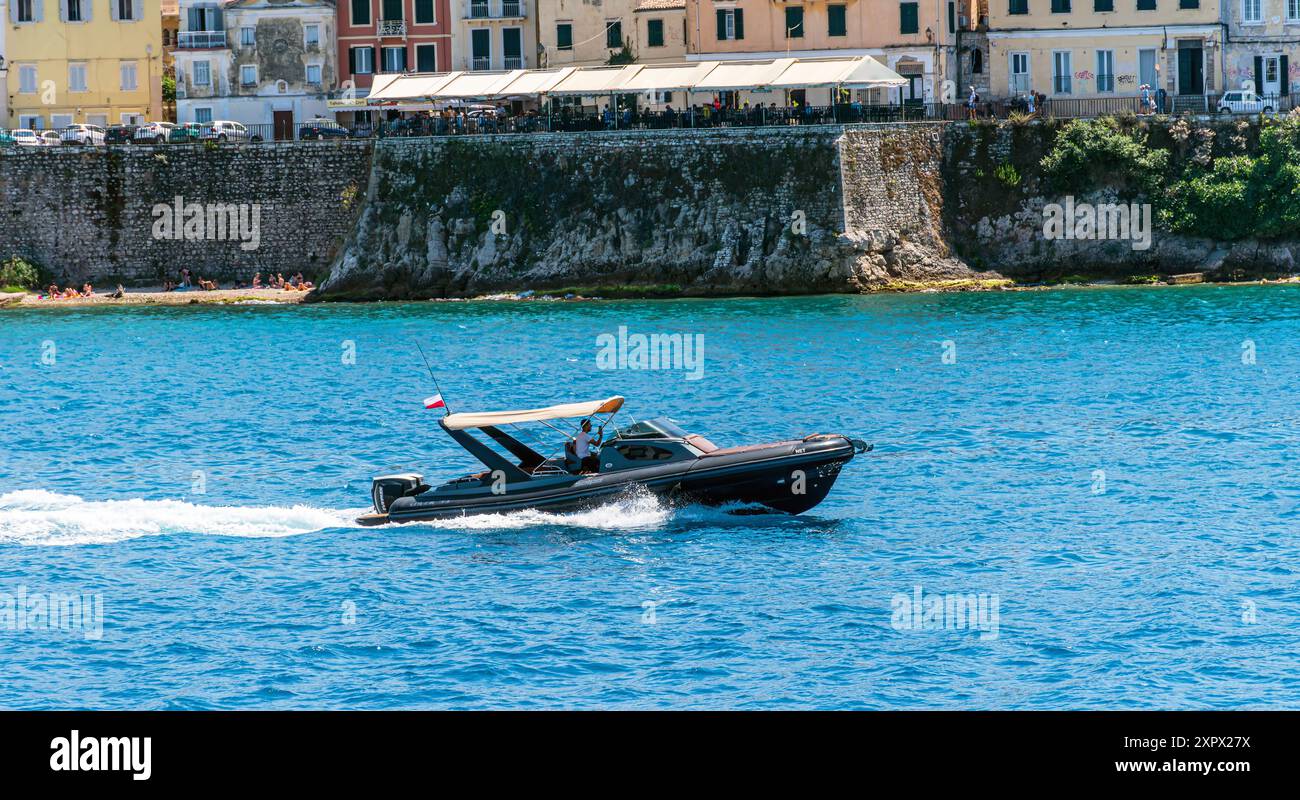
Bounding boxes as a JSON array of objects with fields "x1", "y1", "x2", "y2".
[{"x1": 423, "y1": 394, "x2": 445, "y2": 410}]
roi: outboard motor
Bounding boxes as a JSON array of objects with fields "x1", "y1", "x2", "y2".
[{"x1": 371, "y1": 473, "x2": 427, "y2": 513}]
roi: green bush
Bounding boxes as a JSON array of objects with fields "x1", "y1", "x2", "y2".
[
  {"x1": 1040, "y1": 118, "x2": 1167, "y2": 197},
  {"x1": 1161, "y1": 155, "x2": 1255, "y2": 239},
  {"x1": 0, "y1": 256, "x2": 42, "y2": 291}
]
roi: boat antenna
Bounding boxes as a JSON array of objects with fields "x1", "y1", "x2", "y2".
[{"x1": 415, "y1": 341, "x2": 451, "y2": 415}]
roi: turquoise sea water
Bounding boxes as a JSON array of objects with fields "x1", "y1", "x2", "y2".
[{"x1": 1, "y1": 286, "x2": 1298, "y2": 709}]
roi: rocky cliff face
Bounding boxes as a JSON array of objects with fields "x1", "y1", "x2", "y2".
[{"x1": 316, "y1": 125, "x2": 991, "y2": 299}]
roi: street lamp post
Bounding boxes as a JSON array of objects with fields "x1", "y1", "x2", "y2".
[{"x1": 0, "y1": 56, "x2": 8, "y2": 127}]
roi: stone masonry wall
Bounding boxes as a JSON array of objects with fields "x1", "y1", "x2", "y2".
[
  {"x1": 318, "y1": 123, "x2": 978, "y2": 299},
  {"x1": 0, "y1": 141, "x2": 373, "y2": 286}
]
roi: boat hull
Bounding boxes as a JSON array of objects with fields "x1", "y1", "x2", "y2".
[{"x1": 358, "y1": 434, "x2": 861, "y2": 526}]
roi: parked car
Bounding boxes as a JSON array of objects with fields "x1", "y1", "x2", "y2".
[
  {"x1": 298, "y1": 118, "x2": 351, "y2": 140},
  {"x1": 104, "y1": 125, "x2": 137, "y2": 145},
  {"x1": 134, "y1": 121, "x2": 176, "y2": 144},
  {"x1": 169, "y1": 123, "x2": 210, "y2": 144},
  {"x1": 1218, "y1": 90, "x2": 1274, "y2": 115},
  {"x1": 9, "y1": 129, "x2": 45, "y2": 147},
  {"x1": 60, "y1": 123, "x2": 107, "y2": 145},
  {"x1": 209, "y1": 120, "x2": 253, "y2": 142},
  {"x1": 40, "y1": 131, "x2": 62, "y2": 147},
  {"x1": 0, "y1": 130, "x2": 17, "y2": 147}
]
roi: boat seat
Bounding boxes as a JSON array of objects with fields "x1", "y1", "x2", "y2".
[{"x1": 685, "y1": 434, "x2": 718, "y2": 453}]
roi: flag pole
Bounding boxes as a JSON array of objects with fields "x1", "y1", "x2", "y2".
[{"x1": 415, "y1": 341, "x2": 450, "y2": 415}]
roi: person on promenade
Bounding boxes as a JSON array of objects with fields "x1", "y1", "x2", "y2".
[{"x1": 967, "y1": 86, "x2": 979, "y2": 120}]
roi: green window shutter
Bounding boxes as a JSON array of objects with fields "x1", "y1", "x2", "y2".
[
  {"x1": 785, "y1": 6, "x2": 803, "y2": 38},
  {"x1": 414, "y1": 0, "x2": 433, "y2": 24},
  {"x1": 557, "y1": 23, "x2": 572, "y2": 50},
  {"x1": 735, "y1": 9, "x2": 744, "y2": 39},
  {"x1": 900, "y1": 2, "x2": 918, "y2": 34},
  {"x1": 1094, "y1": 0, "x2": 1112, "y2": 9},
  {"x1": 1137, "y1": 0, "x2": 1155, "y2": 9},
  {"x1": 1009, "y1": 0, "x2": 1028, "y2": 12},
  {"x1": 828, "y1": 4, "x2": 846, "y2": 36},
  {"x1": 648, "y1": 19, "x2": 664, "y2": 47}
]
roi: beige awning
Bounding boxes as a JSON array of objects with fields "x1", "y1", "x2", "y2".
[
  {"x1": 367, "y1": 72, "x2": 459, "y2": 101},
  {"x1": 690, "y1": 58, "x2": 793, "y2": 92},
  {"x1": 495, "y1": 67, "x2": 576, "y2": 97},
  {"x1": 618, "y1": 61, "x2": 719, "y2": 93},
  {"x1": 436, "y1": 70, "x2": 525, "y2": 99},
  {"x1": 548, "y1": 65, "x2": 644, "y2": 96},
  {"x1": 442, "y1": 396, "x2": 625, "y2": 430},
  {"x1": 838, "y1": 56, "x2": 909, "y2": 88}
]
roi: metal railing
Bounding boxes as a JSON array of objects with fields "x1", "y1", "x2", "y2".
[
  {"x1": 178, "y1": 31, "x2": 228, "y2": 49},
  {"x1": 468, "y1": 0, "x2": 525, "y2": 18},
  {"x1": 503, "y1": 56, "x2": 524, "y2": 70},
  {"x1": 472, "y1": 56, "x2": 491, "y2": 71},
  {"x1": 378, "y1": 19, "x2": 406, "y2": 37}
]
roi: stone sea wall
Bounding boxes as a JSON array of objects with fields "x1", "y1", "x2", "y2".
[
  {"x1": 317, "y1": 124, "x2": 978, "y2": 299},
  {"x1": 0, "y1": 142, "x2": 372, "y2": 286}
]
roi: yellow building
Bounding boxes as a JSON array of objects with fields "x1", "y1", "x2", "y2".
[
  {"x1": 987, "y1": 0, "x2": 1222, "y2": 106},
  {"x1": 538, "y1": 0, "x2": 687, "y2": 68},
  {"x1": 4, "y1": 0, "x2": 165, "y2": 129}
]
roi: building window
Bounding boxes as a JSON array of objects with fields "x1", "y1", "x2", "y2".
[
  {"x1": 1179, "y1": 0, "x2": 1197, "y2": 5},
  {"x1": 1289, "y1": 0, "x2": 1300, "y2": 19},
  {"x1": 972, "y1": 48, "x2": 983, "y2": 74},
  {"x1": 1051, "y1": 0, "x2": 1070, "y2": 11},
  {"x1": 557, "y1": 22, "x2": 573, "y2": 50},
  {"x1": 716, "y1": 9, "x2": 744, "y2": 40},
  {"x1": 19, "y1": 65, "x2": 39, "y2": 94},
  {"x1": 306, "y1": 64, "x2": 322, "y2": 84},
  {"x1": 828, "y1": 4, "x2": 846, "y2": 36},
  {"x1": 415, "y1": 0, "x2": 434, "y2": 24},
  {"x1": 416, "y1": 43, "x2": 438, "y2": 72},
  {"x1": 1136, "y1": 0, "x2": 1155, "y2": 9},
  {"x1": 69, "y1": 63, "x2": 88, "y2": 92},
  {"x1": 606, "y1": 19, "x2": 622, "y2": 49},
  {"x1": 241, "y1": 26, "x2": 255, "y2": 46},
  {"x1": 647, "y1": 18, "x2": 664, "y2": 47},
  {"x1": 118, "y1": 0, "x2": 133, "y2": 19},
  {"x1": 1010, "y1": 52, "x2": 1030, "y2": 93},
  {"x1": 1096, "y1": 50, "x2": 1114, "y2": 92},
  {"x1": 1053, "y1": 51, "x2": 1072, "y2": 94},
  {"x1": 120, "y1": 61, "x2": 138, "y2": 90},
  {"x1": 1242, "y1": 0, "x2": 1260, "y2": 20},
  {"x1": 193, "y1": 60, "x2": 211, "y2": 86},
  {"x1": 195, "y1": 107, "x2": 213, "y2": 123},
  {"x1": 52, "y1": 114, "x2": 74, "y2": 129},
  {"x1": 1009, "y1": 0, "x2": 1028, "y2": 12},
  {"x1": 351, "y1": 0, "x2": 369, "y2": 26},
  {"x1": 16, "y1": 0, "x2": 35, "y2": 22},
  {"x1": 304, "y1": 24, "x2": 320, "y2": 47},
  {"x1": 381, "y1": 46, "x2": 406, "y2": 73},
  {"x1": 900, "y1": 2, "x2": 918, "y2": 33},
  {"x1": 67, "y1": 0, "x2": 84, "y2": 22},
  {"x1": 785, "y1": 6, "x2": 804, "y2": 38},
  {"x1": 1095, "y1": 0, "x2": 1112, "y2": 9},
  {"x1": 351, "y1": 46, "x2": 374, "y2": 75},
  {"x1": 240, "y1": 64, "x2": 257, "y2": 85}
]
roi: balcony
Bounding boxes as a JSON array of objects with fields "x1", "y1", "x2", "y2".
[
  {"x1": 503, "y1": 56, "x2": 523, "y2": 70},
  {"x1": 178, "y1": 31, "x2": 228, "y2": 49},
  {"x1": 467, "y1": 0, "x2": 526, "y2": 20},
  {"x1": 379, "y1": 19, "x2": 407, "y2": 37},
  {"x1": 472, "y1": 56, "x2": 491, "y2": 71}
]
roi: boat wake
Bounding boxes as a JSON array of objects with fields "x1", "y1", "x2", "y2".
[
  {"x1": 0, "y1": 490, "x2": 359, "y2": 547},
  {"x1": 391, "y1": 485, "x2": 673, "y2": 532}
]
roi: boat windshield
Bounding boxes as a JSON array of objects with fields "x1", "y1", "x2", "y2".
[{"x1": 611, "y1": 417, "x2": 691, "y2": 441}]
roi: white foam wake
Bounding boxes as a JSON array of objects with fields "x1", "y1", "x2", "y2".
[
  {"x1": 391, "y1": 485, "x2": 672, "y2": 532},
  {"x1": 0, "y1": 490, "x2": 358, "y2": 547}
]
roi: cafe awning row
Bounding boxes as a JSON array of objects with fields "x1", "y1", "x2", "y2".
[{"x1": 365, "y1": 56, "x2": 906, "y2": 103}]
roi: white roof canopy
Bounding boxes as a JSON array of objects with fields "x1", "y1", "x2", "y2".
[
  {"x1": 361, "y1": 56, "x2": 905, "y2": 103},
  {"x1": 442, "y1": 397, "x2": 625, "y2": 430}
]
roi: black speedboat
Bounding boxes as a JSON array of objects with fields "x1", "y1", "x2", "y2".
[{"x1": 357, "y1": 396, "x2": 870, "y2": 525}]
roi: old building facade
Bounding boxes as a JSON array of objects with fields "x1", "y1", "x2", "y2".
[
  {"x1": 3, "y1": 0, "x2": 164, "y2": 129},
  {"x1": 537, "y1": 0, "x2": 687, "y2": 68},
  {"x1": 682, "y1": 0, "x2": 978, "y2": 105},
  {"x1": 987, "y1": 0, "x2": 1223, "y2": 106},
  {"x1": 450, "y1": 0, "x2": 534, "y2": 71},
  {"x1": 175, "y1": 0, "x2": 338, "y2": 134}
]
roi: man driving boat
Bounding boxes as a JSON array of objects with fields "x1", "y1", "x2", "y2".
[{"x1": 573, "y1": 419, "x2": 603, "y2": 474}]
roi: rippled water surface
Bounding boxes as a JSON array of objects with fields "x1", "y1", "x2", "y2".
[{"x1": 2, "y1": 287, "x2": 1298, "y2": 709}]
